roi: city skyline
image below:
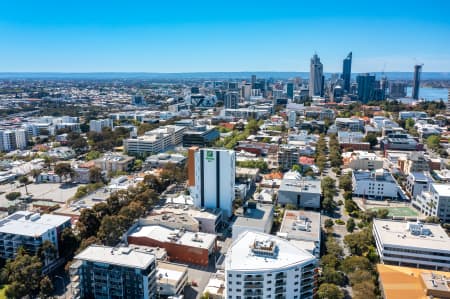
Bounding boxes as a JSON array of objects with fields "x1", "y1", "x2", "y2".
[{"x1": 1, "y1": 0, "x2": 450, "y2": 72}]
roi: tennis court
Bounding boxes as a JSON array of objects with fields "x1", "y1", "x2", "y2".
[{"x1": 371, "y1": 206, "x2": 419, "y2": 217}]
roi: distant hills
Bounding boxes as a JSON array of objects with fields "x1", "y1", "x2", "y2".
[{"x1": 0, "y1": 72, "x2": 450, "y2": 80}]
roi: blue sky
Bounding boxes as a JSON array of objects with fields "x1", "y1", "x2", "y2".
[{"x1": 1, "y1": 0, "x2": 450, "y2": 72}]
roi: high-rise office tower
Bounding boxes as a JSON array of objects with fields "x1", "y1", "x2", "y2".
[
  {"x1": 286, "y1": 82, "x2": 294, "y2": 99},
  {"x1": 309, "y1": 54, "x2": 324, "y2": 97},
  {"x1": 389, "y1": 82, "x2": 407, "y2": 99},
  {"x1": 356, "y1": 73, "x2": 376, "y2": 103},
  {"x1": 131, "y1": 94, "x2": 144, "y2": 106},
  {"x1": 224, "y1": 91, "x2": 240, "y2": 109},
  {"x1": 251, "y1": 75, "x2": 257, "y2": 88},
  {"x1": 189, "y1": 147, "x2": 235, "y2": 217},
  {"x1": 342, "y1": 52, "x2": 352, "y2": 93},
  {"x1": 412, "y1": 64, "x2": 422, "y2": 100}
]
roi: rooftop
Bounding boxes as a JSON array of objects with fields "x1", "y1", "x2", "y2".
[
  {"x1": 233, "y1": 203, "x2": 273, "y2": 229},
  {"x1": 373, "y1": 219, "x2": 450, "y2": 252},
  {"x1": 157, "y1": 262, "x2": 188, "y2": 285},
  {"x1": 225, "y1": 230, "x2": 315, "y2": 271},
  {"x1": 128, "y1": 225, "x2": 216, "y2": 250},
  {"x1": 279, "y1": 175, "x2": 321, "y2": 194},
  {"x1": 0, "y1": 211, "x2": 70, "y2": 237},
  {"x1": 377, "y1": 264, "x2": 450, "y2": 299},
  {"x1": 279, "y1": 210, "x2": 321, "y2": 243},
  {"x1": 75, "y1": 245, "x2": 155, "y2": 270},
  {"x1": 353, "y1": 169, "x2": 396, "y2": 183},
  {"x1": 431, "y1": 183, "x2": 450, "y2": 197}
]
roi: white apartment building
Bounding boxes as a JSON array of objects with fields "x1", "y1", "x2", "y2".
[
  {"x1": 352, "y1": 169, "x2": 400, "y2": 200},
  {"x1": 373, "y1": 219, "x2": 450, "y2": 271},
  {"x1": 89, "y1": 118, "x2": 113, "y2": 133},
  {"x1": 0, "y1": 129, "x2": 27, "y2": 152},
  {"x1": 413, "y1": 183, "x2": 450, "y2": 222},
  {"x1": 0, "y1": 211, "x2": 71, "y2": 263},
  {"x1": 342, "y1": 151, "x2": 384, "y2": 170},
  {"x1": 225, "y1": 231, "x2": 317, "y2": 299},
  {"x1": 70, "y1": 245, "x2": 157, "y2": 299},
  {"x1": 190, "y1": 148, "x2": 235, "y2": 218},
  {"x1": 124, "y1": 125, "x2": 186, "y2": 155}
]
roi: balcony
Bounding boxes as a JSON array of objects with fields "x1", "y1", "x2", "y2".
[
  {"x1": 244, "y1": 275, "x2": 264, "y2": 282},
  {"x1": 244, "y1": 282, "x2": 263, "y2": 289}
]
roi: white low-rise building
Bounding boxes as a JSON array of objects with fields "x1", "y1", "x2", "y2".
[
  {"x1": 225, "y1": 231, "x2": 318, "y2": 299},
  {"x1": 277, "y1": 210, "x2": 321, "y2": 258},
  {"x1": 352, "y1": 169, "x2": 400, "y2": 200},
  {"x1": 413, "y1": 183, "x2": 450, "y2": 222},
  {"x1": 373, "y1": 219, "x2": 450, "y2": 271},
  {"x1": 342, "y1": 151, "x2": 384, "y2": 170}
]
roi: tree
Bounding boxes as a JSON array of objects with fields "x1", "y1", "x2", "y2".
[
  {"x1": 30, "y1": 168, "x2": 42, "y2": 181},
  {"x1": 348, "y1": 270, "x2": 373, "y2": 286},
  {"x1": 325, "y1": 239, "x2": 344, "y2": 258},
  {"x1": 119, "y1": 201, "x2": 146, "y2": 225},
  {"x1": 339, "y1": 174, "x2": 352, "y2": 192},
  {"x1": 343, "y1": 228, "x2": 374, "y2": 256},
  {"x1": 89, "y1": 166, "x2": 103, "y2": 183},
  {"x1": 320, "y1": 268, "x2": 346, "y2": 286},
  {"x1": 37, "y1": 240, "x2": 57, "y2": 266},
  {"x1": 340, "y1": 256, "x2": 371, "y2": 274},
  {"x1": 317, "y1": 283, "x2": 344, "y2": 299},
  {"x1": 77, "y1": 208, "x2": 100, "y2": 239},
  {"x1": 425, "y1": 216, "x2": 440, "y2": 223},
  {"x1": 19, "y1": 176, "x2": 30, "y2": 194},
  {"x1": 86, "y1": 150, "x2": 101, "y2": 161},
  {"x1": 322, "y1": 197, "x2": 337, "y2": 214},
  {"x1": 352, "y1": 281, "x2": 377, "y2": 299},
  {"x1": 376, "y1": 208, "x2": 389, "y2": 219},
  {"x1": 364, "y1": 133, "x2": 378, "y2": 147},
  {"x1": 405, "y1": 118, "x2": 415, "y2": 130},
  {"x1": 5, "y1": 191, "x2": 21, "y2": 201},
  {"x1": 39, "y1": 275, "x2": 54, "y2": 298},
  {"x1": 427, "y1": 135, "x2": 441, "y2": 151},
  {"x1": 324, "y1": 219, "x2": 334, "y2": 229},
  {"x1": 54, "y1": 162, "x2": 74, "y2": 181},
  {"x1": 246, "y1": 118, "x2": 260, "y2": 135},
  {"x1": 346, "y1": 218, "x2": 356, "y2": 233},
  {"x1": 60, "y1": 227, "x2": 80, "y2": 259},
  {"x1": 320, "y1": 254, "x2": 340, "y2": 269},
  {"x1": 3, "y1": 249, "x2": 43, "y2": 298},
  {"x1": 97, "y1": 215, "x2": 128, "y2": 246}
]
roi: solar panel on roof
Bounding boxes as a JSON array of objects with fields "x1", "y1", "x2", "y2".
[
  {"x1": 8, "y1": 214, "x2": 24, "y2": 221},
  {"x1": 0, "y1": 219, "x2": 10, "y2": 227}
]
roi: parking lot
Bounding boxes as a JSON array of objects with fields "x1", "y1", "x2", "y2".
[{"x1": 0, "y1": 181, "x2": 82, "y2": 209}]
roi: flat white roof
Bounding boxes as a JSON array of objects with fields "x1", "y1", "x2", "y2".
[
  {"x1": 129, "y1": 225, "x2": 216, "y2": 250},
  {"x1": 373, "y1": 219, "x2": 450, "y2": 252},
  {"x1": 225, "y1": 231, "x2": 315, "y2": 271},
  {"x1": 0, "y1": 211, "x2": 70, "y2": 237},
  {"x1": 157, "y1": 262, "x2": 187, "y2": 284},
  {"x1": 431, "y1": 183, "x2": 450, "y2": 197},
  {"x1": 75, "y1": 245, "x2": 155, "y2": 269}
]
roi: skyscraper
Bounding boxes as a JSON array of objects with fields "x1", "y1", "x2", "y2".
[
  {"x1": 224, "y1": 91, "x2": 239, "y2": 109},
  {"x1": 342, "y1": 52, "x2": 352, "y2": 93},
  {"x1": 412, "y1": 64, "x2": 422, "y2": 100},
  {"x1": 356, "y1": 73, "x2": 376, "y2": 103},
  {"x1": 309, "y1": 54, "x2": 324, "y2": 97},
  {"x1": 286, "y1": 82, "x2": 294, "y2": 99},
  {"x1": 189, "y1": 147, "x2": 235, "y2": 217}
]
